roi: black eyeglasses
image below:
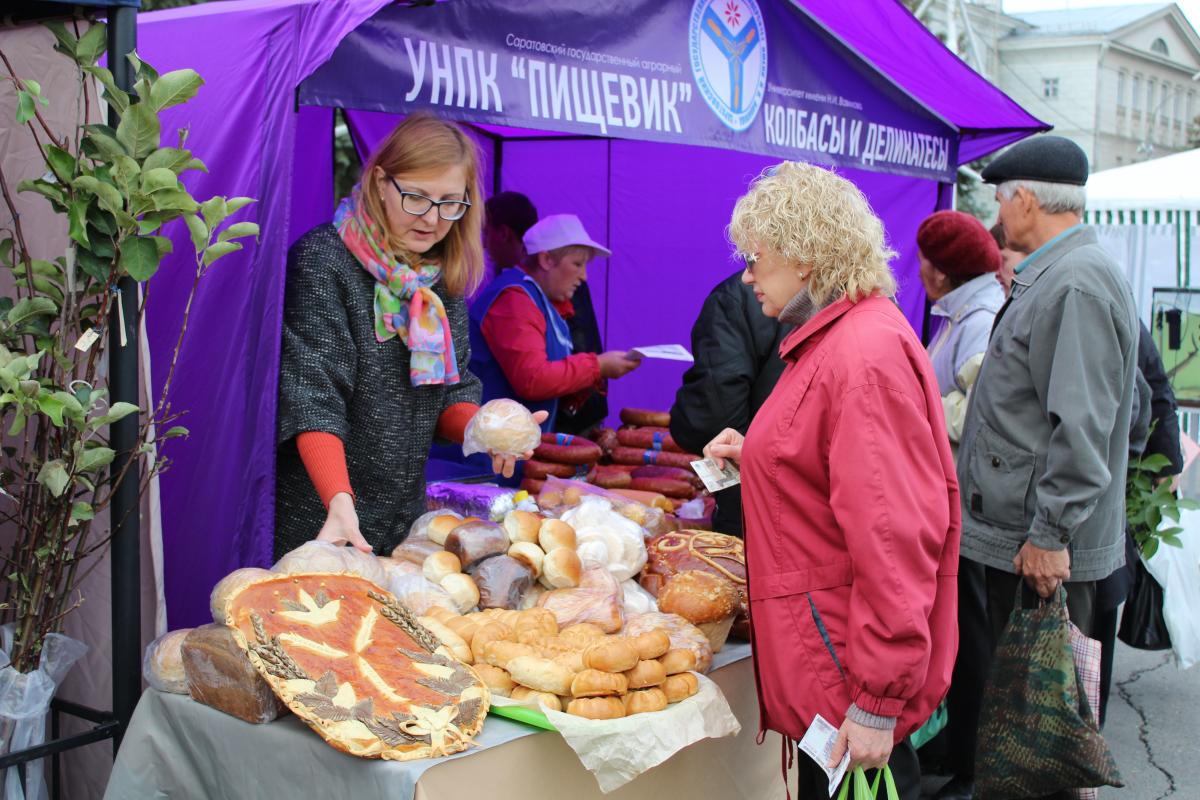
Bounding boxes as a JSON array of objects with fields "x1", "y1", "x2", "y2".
[{"x1": 387, "y1": 177, "x2": 471, "y2": 221}]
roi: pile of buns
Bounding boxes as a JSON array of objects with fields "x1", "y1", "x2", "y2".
[
  {"x1": 422, "y1": 606, "x2": 700, "y2": 720},
  {"x1": 393, "y1": 511, "x2": 583, "y2": 613}
]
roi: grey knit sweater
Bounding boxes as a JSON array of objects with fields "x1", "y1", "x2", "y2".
[{"x1": 274, "y1": 224, "x2": 481, "y2": 559}]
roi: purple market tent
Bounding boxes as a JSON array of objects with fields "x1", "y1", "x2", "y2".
[{"x1": 135, "y1": 0, "x2": 1046, "y2": 628}]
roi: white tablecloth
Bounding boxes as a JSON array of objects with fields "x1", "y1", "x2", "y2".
[{"x1": 104, "y1": 642, "x2": 797, "y2": 799}]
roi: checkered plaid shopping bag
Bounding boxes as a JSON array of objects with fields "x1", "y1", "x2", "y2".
[{"x1": 1068, "y1": 623, "x2": 1103, "y2": 800}]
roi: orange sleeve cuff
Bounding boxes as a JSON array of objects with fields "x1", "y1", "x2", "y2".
[
  {"x1": 296, "y1": 431, "x2": 353, "y2": 508},
  {"x1": 437, "y1": 402, "x2": 478, "y2": 444}
]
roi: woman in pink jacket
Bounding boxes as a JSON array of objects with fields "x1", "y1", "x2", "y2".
[{"x1": 705, "y1": 163, "x2": 960, "y2": 799}]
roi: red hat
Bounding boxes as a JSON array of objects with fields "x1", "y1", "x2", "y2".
[{"x1": 916, "y1": 210, "x2": 1001, "y2": 279}]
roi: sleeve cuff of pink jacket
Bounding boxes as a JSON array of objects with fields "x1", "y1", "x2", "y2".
[
  {"x1": 850, "y1": 687, "x2": 906, "y2": 720},
  {"x1": 846, "y1": 702, "x2": 898, "y2": 731}
]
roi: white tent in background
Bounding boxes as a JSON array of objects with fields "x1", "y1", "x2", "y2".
[{"x1": 1083, "y1": 149, "x2": 1200, "y2": 325}]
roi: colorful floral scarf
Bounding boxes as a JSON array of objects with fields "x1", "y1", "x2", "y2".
[{"x1": 334, "y1": 188, "x2": 460, "y2": 386}]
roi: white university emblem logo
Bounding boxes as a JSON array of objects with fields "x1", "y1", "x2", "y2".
[{"x1": 689, "y1": 0, "x2": 768, "y2": 132}]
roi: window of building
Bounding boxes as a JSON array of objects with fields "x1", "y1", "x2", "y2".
[
  {"x1": 1117, "y1": 69, "x2": 1128, "y2": 109},
  {"x1": 1148, "y1": 78, "x2": 1157, "y2": 127},
  {"x1": 1152, "y1": 38, "x2": 1170, "y2": 56},
  {"x1": 1043, "y1": 77, "x2": 1059, "y2": 99},
  {"x1": 1133, "y1": 74, "x2": 1143, "y2": 110}
]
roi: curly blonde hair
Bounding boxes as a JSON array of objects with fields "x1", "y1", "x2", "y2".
[{"x1": 728, "y1": 162, "x2": 897, "y2": 303}]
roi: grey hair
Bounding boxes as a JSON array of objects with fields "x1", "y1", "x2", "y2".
[{"x1": 997, "y1": 179, "x2": 1086, "y2": 215}]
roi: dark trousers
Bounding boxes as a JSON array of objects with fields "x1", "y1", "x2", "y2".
[
  {"x1": 796, "y1": 737, "x2": 920, "y2": 800},
  {"x1": 940, "y1": 558, "x2": 990, "y2": 780},
  {"x1": 1091, "y1": 606, "x2": 1119, "y2": 728}
]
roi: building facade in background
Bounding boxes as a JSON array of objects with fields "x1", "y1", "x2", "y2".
[{"x1": 916, "y1": 2, "x2": 1200, "y2": 171}]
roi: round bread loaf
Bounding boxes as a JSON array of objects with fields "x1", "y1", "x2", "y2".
[
  {"x1": 503, "y1": 510, "x2": 543, "y2": 544},
  {"x1": 567, "y1": 696, "x2": 625, "y2": 720},
  {"x1": 624, "y1": 659, "x2": 667, "y2": 689},
  {"x1": 483, "y1": 640, "x2": 537, "y2": 669},
  {"x1": 657, "y1": 570, "x2": 737, "y2": 624},
  {"x1": 658, "y1": 648, "x2": 698, "y2": 675},
  {"x1": 538, "y1": 519, "x2": 577, "y2": 552},
  {"x1": 472, "y1": 664, "x2": 516, "y2": 697},
  {"x1": 540, "y1": 548, "x2": 582, "y2": 589},
  {"x1": 583, "y1": 638, "x2": 640, "y2": 673},
  {"x1": 209, "y1": 567, "x2": 273, "y2": 623},
  {"x1": 507, "y1": 542, "x2": 545, "y2": 578},
  {"x1": 623, "y1": 687, "x2": 668, "y2": 715},
  {"x1": 143, "y1": 628, "x2": 192, "y2": 694},
  {"x1": 662, "y1": 672, "x2": 699, "y2": 703},
  {"x1": 633, "y1": 629, "x2": 671, "y2": 660},
  {"x1": 423, "y1": 551, "x2": 461, "y2": 584},
  {"x1": 570, "y1": 668, "x2": 628, "y2": 697},
  {"x1": 427, "y1": 514, "x2": 465, "y2": 546},
  {"x1": 511, "y1": 686, "x2": 562, "y2": 712},
  {"x1": 439, "y1": 573, "x2": 480, "y2": 613},
  {"x1": 506, "y1": 655, "x2": 575, "y2": 695}
]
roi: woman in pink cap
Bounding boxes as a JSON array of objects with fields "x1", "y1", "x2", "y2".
[{"x1": 468, "y1": 214, "x2": 641, "y2": 433}]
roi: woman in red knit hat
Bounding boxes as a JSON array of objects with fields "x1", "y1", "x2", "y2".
[{"x1": 917, "y1": 210, "x2": 1005, "y2": 447}]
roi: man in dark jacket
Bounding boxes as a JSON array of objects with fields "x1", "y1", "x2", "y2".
[{"x1": 670, "y1": 271, "x2": 789, "y2": 536}]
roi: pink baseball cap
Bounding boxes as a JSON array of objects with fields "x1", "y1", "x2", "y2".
[{"x1": 522, "y1": 214, "x2": 612, "y2": 257}]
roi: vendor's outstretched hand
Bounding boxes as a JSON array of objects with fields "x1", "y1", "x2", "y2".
[
  {"x1": 491, "y1": 410, "x2": 550, "y2": 477},
  {"x1": 704, "y1": 428, "x2": 745, "y2": 469},
  {"x1": 316, "y1": 493, "x2": 372, "y2": 553}
]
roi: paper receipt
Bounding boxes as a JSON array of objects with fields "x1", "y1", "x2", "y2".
[
  {"x1": 689, "y1": 457, "x2": 741, "y2": 493},
  {"x1": 798, "y1": 714, "x2": 850, "y2": 796}
]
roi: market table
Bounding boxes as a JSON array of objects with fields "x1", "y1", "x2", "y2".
[{"x1": 104, "y1": 643, "x2": 796, "y2": 800}]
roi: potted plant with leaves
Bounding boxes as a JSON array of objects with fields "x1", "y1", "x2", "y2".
[{"x1": 0, "y1": 20, "x2": 256, "y2": 785}]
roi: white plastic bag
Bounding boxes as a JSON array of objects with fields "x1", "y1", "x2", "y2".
[
  {"x1": 386, "y1": 573, "x2": 458, "y2": 616},
  {"x1": 1144, "y1": 507, "x2": 1200, "y2": 669},
  {"x1": 462, "y1": 398, "x2": 541, "y2": 457},
  {"x1": 562, "y1": 498, "x2": 648, "y2": 581},
  {"x1": 0, "y1": 624, "x2": 87, "y2": 800},
  {"x1": 621, "y1": 579, "x2": 659, "y2": 616},
  {"x1": 142, "y1": 629, "x2": 192, "y2": 694},
  {"x1": 272, "y1": 540, "x2": 388, "y2": 589}
]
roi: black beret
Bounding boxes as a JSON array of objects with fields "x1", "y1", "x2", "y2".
[{"x1": 980, "y1": 135, "x2": 1089, "y2": 186}]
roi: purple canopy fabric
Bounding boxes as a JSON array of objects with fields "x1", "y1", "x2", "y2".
[{"x1": 136, "y1": 0, "x2": 1043, "y2": 627}]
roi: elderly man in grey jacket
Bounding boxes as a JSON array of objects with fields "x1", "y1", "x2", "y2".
[{"x1": 943, "y1": 136, "x2": 1140, "y2": 800}]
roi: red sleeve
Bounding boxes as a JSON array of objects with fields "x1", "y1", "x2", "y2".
[
  {"x1": 296, "y1": 431, "x2": 353, "y2": 508},
  {"x1": 828, "y1": 382, "x2": 950, "y2": 718},
  {"x1": 436, "y1": 402, "x2": 478, "y2": 444},
  {"x1": 481, "y1": 287, "x2": 600, "y2": 401}
]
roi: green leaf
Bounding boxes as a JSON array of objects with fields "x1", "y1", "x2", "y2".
[
  {"x1": 53, "y1": 390, "x2": 85, "y2": 423},
  {"x1": 149, "y1": 69, "x2": 203, "y2": 111},
  {"x1": 199, "y1": 197, "x2": 228, "y2": 230},
  {"x1": 1139, "y1": 453, "x2": 1172, "y2": 472},
  {"x1": 1178, "y1": 498, "x2": 1200, "y2": 510},
  {"x1": 225, "y1": 197, "x2": 256, "y2": 215},
  {"x1": 127, "y1": 52, "x2": 160, "y2": 83},
  {"x1": 15, "y1": 92, "x2": 35, "y2": 125},
  {"x1": 87, "y1": 205, "x2": 118, "y2": 237},
  {"x1": 110, "y1": 154, "x2": 141, "y2": 194},
  {"x1": 136, "y1": 213, "x2": 166, "y2": 235},
  {"x1": 162, "y1": 426, "x2": 188, "y2": 439},
  {"x1": 7, "y1": 412, "x2": 25, "y2": 437},
  {"x1": 75, "y1": 23, "x2": 107, "y2": 66},
  {"x1": 72, "y1": 175, "x2": 124, "y2": 216},
  {"x1": 44, "y1": 21, "x2": 78, "y2": 59},
  {"x1": 118, "y1": 237, "x2": 159, "y2": 281},
  {"x1": 76, "y1": 248, "x2": 111, "y2": 282},
  {"x1": 81, "y1": 67, "x2": 129, "y2": 116},
  {"x1": 115, "y1": 102, "x2": 160, "y2": 160},
  {"x1": 68, "y1": 199, "x2": 90, "y2": 247},
  {"x1": 150, "y1": 189, "x2": 198, "y2": 214},
  {"x1": 203, "y1": 241, "x2": 242, "y2": 266},
  {"x1": 43, "y1": 145, "x2": 76, "y2": 184},
  {"x1": 142, "y1": 147, "x2": 191, "y2": 174},
  {"x1": 78, "y1": 446, "x2": 115, "y2": 472},
  {"x1": 37, "y1": 393, "x2": 67, "y2": 427},
  {"x1": 184, "y1": 214, "x2": 208, "y2": 255},
  {"x1": 37, "y1": 459, "x2": 69, "y2": 497},
  {"x1": 69, "y1": 502, "x2": 95, "y2": 524},
  {"x1": 31, "y1": 277, "x2": 64, "y2": 306},
  {"x1": 7, "y1": 297, "x2": 58, "y2": 327},
  {"x1": 182, "y1": 158, "x2": 208, "y2": 174},
  {"x1": 17, "y1": 178, "x2": 66, "y2": 210},
  {"x1": 89, "y1": 401, "x2": 138, "y2": 430},
  {"x1": 151, "y1": 236, "x2": 173, "y2": 259},
  {"x1": 217, "y1": 221, "x2": 259, "y2": 243},
  {"x1": 140, "y1": 167, "x2": 180, "y2": 194},
  {"x1": 0, "y1": 238, "x2": 12, "y2": 268}
]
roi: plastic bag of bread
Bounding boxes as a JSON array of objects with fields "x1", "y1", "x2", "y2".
[
  {"x1": 621, "y1": 579, "x2": 659, "y2": 616},
  {"x1": 209, "y1": 567, "x2": 273, "y2": 623},
  {"x1": 538, "y1": 476, "x2": 669, "y2": 535},
  {"x1": 387, "y1": 572, "x2": 459, "y2": 616},
  {"x1": 562, "y1": 498, "x2": 648, "y2": 581},
  {"x1": 622, "y1": 612, "x2": 713, "y2": 673},
  {"x1": 143, "y1": 628, "x2": 193, "y2": 694},
  {"x1": 462, "y1": 398, "x2": 541, "y2": 458},
  {"x1": 181, "y1": 624, "x2": 286, "y2": 724},
  {"x1": 390, "y1": 536, "x2": 444, "y2": 566},
  {"x1": 408, "y1": 508, "x2": 461, "y2": 541},
  {"x1": 537, "y1": 565, "x2": 624, "y2": 633},
  {"x1": 467, "y1": 554, "x2": 534, "y2": 609},
  {"x1": 271, "y1": 540, "x2": 388, "y2": 589}
]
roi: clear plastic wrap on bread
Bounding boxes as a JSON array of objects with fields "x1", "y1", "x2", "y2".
[
  {"x1": 386, "y1": 572, "x2": 459, "y2": 616},
  {"x1": 536, "y1": 476, "x2": 670, "y2": 535},
  {"x1": 537, "y1": 565, "x2": 624, "y2": 633},
  {"x1": 143, "y1": 628, "x2": 193, "y2": 694},
  {"x1": 181, "y1": 624, "x2": 286, "y2": 724},
  {"x1": 622, "y1": 612, "x2": 713, "y2": 673},
  {"x1": 462, "y1": 398, "x2": 542, "y2": 457},
  {"x1": 271, "y1": 540, "x2": 388, "y2": 589}
]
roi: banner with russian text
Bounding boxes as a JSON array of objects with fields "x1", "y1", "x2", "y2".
[{"x1": 300, "y1": 0, "x2": 959, "y2": 181}]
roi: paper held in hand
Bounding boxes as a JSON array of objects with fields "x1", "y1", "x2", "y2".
[
  {"x1": 630, "y1": 344, "x2": 694, "y2": 362},
  {"x1": 690, "y1": 457, "x2": 741, "y2": 493},
  {"x1": 799, "y1": 713, "x2": 851, "y2": 796}
]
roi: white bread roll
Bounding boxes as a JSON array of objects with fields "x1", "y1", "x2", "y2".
[
  {"x1": 422, "y1": 551, "x2": 462, "y2": 584},
  {"x1": 540, "y1": 547, "x2": 582, "y2": 589},
  {"x1": 440, "y1": 572, "x2": 480, "y2": 613},
  {"x1": 427, "y1": 514, "x2": 465, "y2": 546},
  {"x1": 538, "y1": 519, "x2": 577, "y2": 552},
  {"x1": 507, "y1": 542, "x2": 545, "y2": 578},
  {"x1": 504, "y1": 510, "x2": 543, "y2": 544}
]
